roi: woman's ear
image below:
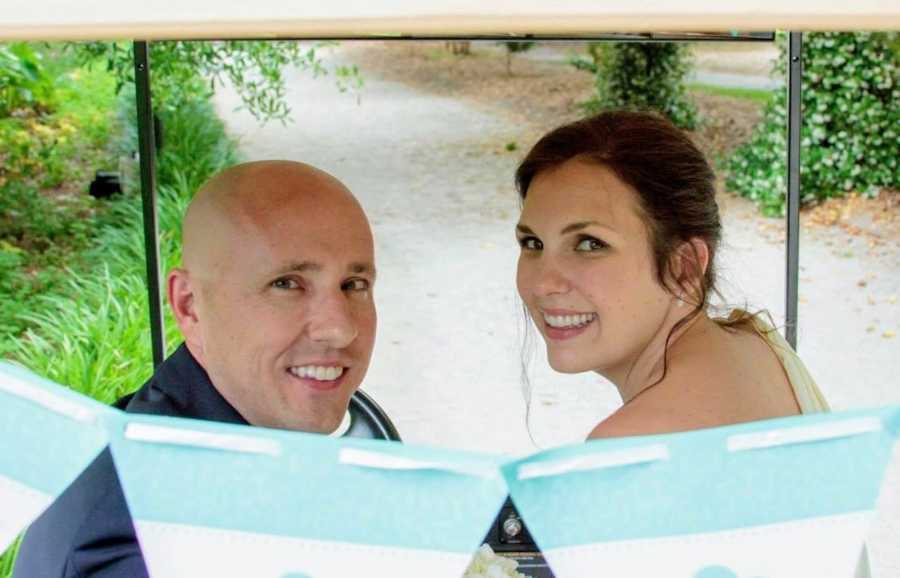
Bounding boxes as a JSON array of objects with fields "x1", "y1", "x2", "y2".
[{"x1": 667, "y1": 238, "x2": 710, "y2": 305}]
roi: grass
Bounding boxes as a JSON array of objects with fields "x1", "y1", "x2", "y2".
[
  {"x1": 687, "y1": 82, "x2": 771, "y2": 105},
  {"x1": 0, "y1": 539, "x2": 19, "y2": 576}
]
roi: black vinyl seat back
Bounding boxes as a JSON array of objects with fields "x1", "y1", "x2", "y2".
[{"x1": 345, "y1": 389, "x2": 401, "y2": 441}]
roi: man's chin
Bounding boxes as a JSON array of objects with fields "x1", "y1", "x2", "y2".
[{"x1": 287, "y1": 406, "x2": 349, "y2": 434}]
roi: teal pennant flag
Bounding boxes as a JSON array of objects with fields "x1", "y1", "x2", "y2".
[
  {"x1": 107, "y1": 413, "x2": 509, "y2": 578},
  {"x1": 503, "y1": 406, "x2": 900, "y2": 578},
  {"x1": 0, "y1": 362, "x2": 113, "y2": 552}
]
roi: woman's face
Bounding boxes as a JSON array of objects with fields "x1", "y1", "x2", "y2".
[{"x1": 516, "y1": 159, "x2": 677, "y2": 377}]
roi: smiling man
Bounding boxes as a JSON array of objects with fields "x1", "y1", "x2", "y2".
[{"x1": 15, "y1": 161, "x2": 378, "y2": 578}]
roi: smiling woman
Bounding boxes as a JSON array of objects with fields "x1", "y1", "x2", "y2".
[
  {"x1": 512, "y1": 107, "x2": 871, "y2": 577},
  {"x1": 515, "y1": 110, "x2": 822, "y2": 435}
]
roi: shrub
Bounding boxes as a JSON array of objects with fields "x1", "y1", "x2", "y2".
[
  {"x1": 500, "y1": 41, "x2": 535, "y2": 76},
  {"x1": 7, "y1": 88, "x2": 238, "y2": 392},
  {"x1": 573, "y1": 42, "x2": 698, "y2": 129},
  {"x1": 0, "y1": 43, "x2": 56, "y2": 117},
  {"x1": 727, "y1": 32, "x2": 899, "y2": 215}
]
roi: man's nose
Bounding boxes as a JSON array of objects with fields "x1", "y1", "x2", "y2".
[{"x1": 306, "y1": 293, "x2": 359, "y2": 348}]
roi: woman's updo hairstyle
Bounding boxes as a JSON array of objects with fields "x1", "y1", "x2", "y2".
[{"x1": 515, "y1": 110, "x2": 722, "y2": 313}]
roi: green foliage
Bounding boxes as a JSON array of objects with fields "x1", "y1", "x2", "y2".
[
  {"x1": 0, "y1": 43, "x2": 56, "y2": 116},
  {"x1": 10, "y1": 186, "x2": 189, "y2": 401},
  {"x1": 156, "y1": 99, "x2": 240, "y2": 192},
  {"x1": 499, "y1": 41, "x2": 535, "y2": 76},
  {"x1": 573, "y1": 42, "x2": 698, "y2": 129},
  {"x1": 0, "y1": 536, "x2": 20, "y2": 578},
  {"x1": 7, "y1": 90, "x2": 238, "y2": 400},
  {"x1": 0, "y1": 58, "x2": 118, "y2": 189},
  {"x1": 687, "y1": 82, "x2": 770, "y2": 105},
  {"x1": 0, "y1": 55, "x2": 118, "y2": 343},
  {"x1": 0, "y1": 44, "x2": 238, "y2": 577},
  {"x1": 71, "y1": 40, "x2": 361, "y2": 124},
  {"x1": 727, "y1": 32, "x2": 899, "y2": 216},
  {"x1": 503, "y1": 41, "x2": 536, "y2": 54}
]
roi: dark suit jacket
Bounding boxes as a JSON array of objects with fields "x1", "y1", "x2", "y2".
[{"x1": 14, "y1": 344, "x2": 247, "y2": 578}]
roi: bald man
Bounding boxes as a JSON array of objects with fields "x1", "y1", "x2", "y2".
[{"x1": 15, "y1": 161, "x2": 379, "y2": 578}]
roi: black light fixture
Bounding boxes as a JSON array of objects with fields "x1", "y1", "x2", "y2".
[{"x1": 88, "y1": 171, "x2": 122, "y2": 199}]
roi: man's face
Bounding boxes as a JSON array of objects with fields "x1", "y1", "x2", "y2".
[{"x1": 185, "y1": 183, "x2": 377, "y2": 433}]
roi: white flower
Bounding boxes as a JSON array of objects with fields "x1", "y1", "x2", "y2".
[{"x1": 463, "y1": 544, "x2": 528, "y2": 578}]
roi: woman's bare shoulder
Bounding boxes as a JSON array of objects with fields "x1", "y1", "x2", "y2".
[
  {"x1": 587, "y1": 324, "x2": 800, "y2": 441},
  {"x1": 587, "y1": 402, "x2": 701, "y2": 440}
]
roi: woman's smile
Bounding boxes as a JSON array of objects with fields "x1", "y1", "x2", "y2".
[{"x1": 541, "y1": 309, "x2": 598, "y2": 340}]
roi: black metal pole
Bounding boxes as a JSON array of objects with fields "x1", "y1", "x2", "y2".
[
  {"x1": 785, "y1": 32, "x2": 802, "y2": 349},
  {"x1": 133, "y1": 41, "x2": 166, "y2": 367}
]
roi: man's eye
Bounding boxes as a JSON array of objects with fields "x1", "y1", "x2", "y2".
[
  {"x1": 518, "y1": 237, "x2": 543, "y2": 251},
  {"x1": 271, "y1": 277, "x2": 300, "y2": 290},
  {"x1": 342, "y1": 278, "x2": 370, "y2": 292},
  {"x1": 575, "y1": 237, "x2": 608, "y2": 252}
]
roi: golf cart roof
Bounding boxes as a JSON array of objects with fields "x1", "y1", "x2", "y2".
[{"x1": 1, "y1": 0, "x2": 898, "y2": 41}]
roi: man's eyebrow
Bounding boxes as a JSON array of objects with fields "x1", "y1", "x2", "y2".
[
  {"x1": 273, "y1": 261, "x2": 322, "y2": 275},
  {"x1": 349, "y1": 262, "x2": 377, "y2": 278},
  {"x1": 515, "y1": 223, "x2": 535, "y2": 235},
  {"x1": 273, "y1": 261, "x2": 376, "y2": 278}
]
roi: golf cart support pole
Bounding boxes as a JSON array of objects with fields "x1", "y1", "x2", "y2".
[
  {"x1": 134, "y1": 41, "x2": 166, "y2": 367},
  {"x1": 785, "y1": 32, "x2": 802, "y2": 349}
]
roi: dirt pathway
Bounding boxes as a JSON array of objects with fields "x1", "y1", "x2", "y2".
[{"x1": 214, "y1": 43, "x2": 898, "y2": 576}]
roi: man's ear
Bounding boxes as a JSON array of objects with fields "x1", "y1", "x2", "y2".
[
  {"x1": 167, "y1": 268, "x2": 203, "y2": 355},
  {"x1": 667, "y1": 238, "x2": 710, "y2": 305}
]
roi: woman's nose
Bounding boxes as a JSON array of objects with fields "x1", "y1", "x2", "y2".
[
  {"x1": 306, "y1": 293, "x2": 359, "y2": 348},
  {"x1": 530, "y1": 258, "x2": 571, "y2": 297}
]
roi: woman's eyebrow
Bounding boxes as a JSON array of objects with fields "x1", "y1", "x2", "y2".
[
  {"x1": 560, "y1": 220, "x2": 605, "y2": 235},
  {"x1": 515, "y1": 223, "x2": 535, "y2": 235}
]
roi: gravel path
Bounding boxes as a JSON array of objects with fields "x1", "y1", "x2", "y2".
[{"x1": 214, "y1": 47, "x2": 899, "y2": 575}]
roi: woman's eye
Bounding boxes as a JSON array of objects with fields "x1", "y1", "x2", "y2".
[
  {"x1": 271, "y1": 277, "x2": 300, "y2": 290},
  {"x1": 575, "y1": 237, "x2": 607, "y2": 252},
  {"x1": 518, "y1": 237, "x2": 543, "y2": 251},
  {"x1": 342, "y1": 278, "x2": 370, "y2": 292}
]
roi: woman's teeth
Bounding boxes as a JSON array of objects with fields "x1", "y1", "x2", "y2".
[
  {"x1": 290, "y1": 366, "x2": 344, "y2": 381},
  {"x1": 543, "y1": 313, "x2": 596, "y2": 328}
]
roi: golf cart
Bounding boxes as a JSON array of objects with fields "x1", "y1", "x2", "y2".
[{"x1": 2, "y1": 2, "x2": 896, "y2": 577}]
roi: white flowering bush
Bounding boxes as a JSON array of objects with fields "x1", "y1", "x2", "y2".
[
  {"x1": 727, "y1": 32, "x2": 898, "y2": 216},
  {"x1": 464, "y1": 545, "x2": 527, "y2": 578}
]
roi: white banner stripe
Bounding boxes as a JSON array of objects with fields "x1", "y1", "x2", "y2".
[
  {"x1": 517, "y1": 444, "x2": 670, "y2": 481},
  {"x1": 0, "y1": 372, "x2": 96, "y2": 424},
  {"x1": 124, "y1": 423, "x2": 282, "y2": 456},
  {"x1": 726, "y1": 417, "x2": 882, "y2": 452},
  {"x1": 338, "y1": 448, "x2": 498, "y2": 478}
]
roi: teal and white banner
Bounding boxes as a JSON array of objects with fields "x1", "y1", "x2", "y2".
[
  {"x1": 3, "y1": 362, "x2": 899, "y2": 577},
  {"x1": 503, "y1": 407, "x2": 900, "y2": 578},
  {"x1": 107, "y1": 414, "x2": 509, "y2": 578},
  {"x1": 0, "y1": 362, "x2": 112, "y2": 552}
]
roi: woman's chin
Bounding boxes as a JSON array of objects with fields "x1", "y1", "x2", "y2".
[{"x1": 547, "y1": 351, "x2": 593, "y2": 374}]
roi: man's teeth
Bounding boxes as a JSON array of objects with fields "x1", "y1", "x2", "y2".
[
  {"x1": 290, "y1": 366, "x2": 344, "y2": 381},
  {"x1": 543, "y1": 313, "x2": 596, "y2": 328}
]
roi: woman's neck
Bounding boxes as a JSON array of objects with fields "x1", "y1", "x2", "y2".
[{"x1": 605, "y1": 308, "x2": 709, "y2": 404}]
